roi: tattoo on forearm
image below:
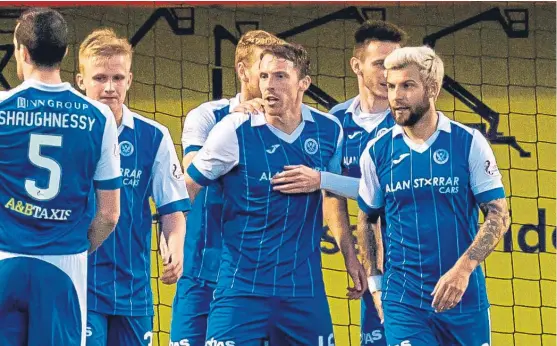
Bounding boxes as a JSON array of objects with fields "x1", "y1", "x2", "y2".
[
  {"x1": 467, "y1": 198, "x2": 510, "y2": 263},
  {"x1": 357, "y1": 211, "x2": 383, "y2": 276}
]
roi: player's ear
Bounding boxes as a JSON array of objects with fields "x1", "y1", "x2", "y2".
[
  {"x1": 126, "y1": 72, "x2": 133, "y2": 91},
  {"x1": 350, "y1": 56, "x2": 362, "y2": 76},
  {"x1": 75, "y1": 73, "x2": 86, "y2": 91},
  {"x1": 21, "y1": 44, "x2": 32, "y2": 65},
  {"x1": 426, "y1": 82, "x2": 439, "y2": 99},
  {"x1": 299, "y1": 75, "x2": 311, "y2": 91},
  {"x1": 237, "y1": 62, "x2": 249, "y2": 83}
]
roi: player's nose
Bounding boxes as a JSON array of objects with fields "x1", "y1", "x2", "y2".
[
  {"x1": 104, "y1": 82, "x2": 115, "y2": 93},
  {"x1": 392, "y1": 86, "x2": 405, "y2": 100}
]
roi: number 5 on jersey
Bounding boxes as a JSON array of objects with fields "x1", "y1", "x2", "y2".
[{"x1": 25, "y1": 133, "x2": 63, "y2": 201}]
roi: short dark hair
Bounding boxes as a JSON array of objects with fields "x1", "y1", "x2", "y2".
[
  {"x1": 15, "y1": 8, "x2": 68, "y2": 68},
  {"x1": 353, "y1": 20, "x2": 407, "y2": 59},
  {"x1": 260, "y1": 43, "x2": 311, "y2": 78}
]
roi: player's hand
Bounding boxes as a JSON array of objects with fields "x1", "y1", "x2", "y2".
[
  {"x1": 271, "y1": 165, "x2": 321, "y2": 194},
  {"x1": 431, "y1": 264, "x2": 472, "y2": 313},
  {"x1": 233, "y1": 98, "x2": 265, "y2": 114},
  {"x1": 371, "y1": 291, "x2": 384, "y2": 324},
  {"x1": 159, "y1": 234, "x2": 184, "y2": 285},
  {"x1": 345, "y1": 255, "x2": 367, "y2": 300}
]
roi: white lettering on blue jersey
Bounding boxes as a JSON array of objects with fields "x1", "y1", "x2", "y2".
[
  {"x1": 358, "y1": 112, "x2": 505, "y2": 312},
  {"x1": 0, "y1": 79, "x2": 121, "y2": 256},
  {"x1": 89, "y1": 105, "x2": 190, "y2": 316},
  {"x1": 180, "y1": 95, "x2": 239, "y2": 281},
  {"x1": 189, "y1": 104, "x2": 342, "y2": 296}
]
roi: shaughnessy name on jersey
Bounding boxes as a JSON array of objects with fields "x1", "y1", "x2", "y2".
[{"x1": 0, "y1": 97, "x2": 98, "y2": 131}]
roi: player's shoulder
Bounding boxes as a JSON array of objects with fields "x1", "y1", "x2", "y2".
[
  {"x1": 222, "y1": 111, "x2": 251, "y2": 129},
  {"x1": 0, "y1": 81, "x2": 36, "y2": 103},
  {"x1": 442, "y1": 113, "x2": 479, "y2": 145},
  {"x1": 0, "y1": 89, "x2": 13, "y2": 102},
  {"x1": 304, "y1": 104, "x2": 342, "y2": 130},
  {"x1": 329, "y1": 97, "x2": 355, "y2": 115},
  {"x1": 189, "y1": 98, "x2": 232, "y2": 118},
  {"x1": 364, "y1": 126, "x2": 394, "y2": 156},
  {"x1": 126, "y1": 107, "x2": 170, "y2": 137}
]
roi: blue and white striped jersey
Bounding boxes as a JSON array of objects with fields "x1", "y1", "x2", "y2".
[
  {"x1": 0, "y1": 79, "x2": 121, "y2": 256},
  {"x1": 330, "y1": 95, "x2": 395, "y2": 179},
  {"x1": 188, "y1": 105, "x2": 343, "y2": 297},
  {"x1": 88, "y1": 105, "x2": 191, "y2": 316},
  {"x1": 181, "y1": 94, "x2": 239, "y2": 282},
  {"x1": 358, "y1": 112, "x2": 505, "y2": 313}
]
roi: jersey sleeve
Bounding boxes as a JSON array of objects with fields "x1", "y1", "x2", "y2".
[
  {"x1": 152, "y1": 127, "x2": 191, "y2": 215},
  {"x1": 187, "y1": 114, "x2": 240, "y2": 186},
  {"x1": 326, "y1": 125, "x2": 343, "y2": 174},
  {"x1": 469, "y1": 130, "x2": 506, "y2": 203},
  {"x1": 93, "y1": 112, "x2": 122, "y2": 190},
  {"x1": 320, "y1": 172, "x2": 359, "y2": 200},
  {"x1": 181, "y1": 105, "x2": 217, "y2": 155},
  {"x1": 357, "y1": 145, "x2": 384, "y2": 215}
]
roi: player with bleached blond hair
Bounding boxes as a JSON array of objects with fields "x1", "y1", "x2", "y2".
[
  {"x1": 358, "y1": 45, "x2": 509, "y2": 345},
  {"x1": 268, "y1": 21, "x2": 409, "y2": 346},
  {"x1": 77, "y1": 28, "x2": 191, "y2": 346}
]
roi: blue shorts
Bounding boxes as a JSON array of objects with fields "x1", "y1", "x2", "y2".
[
  {"x1": 206, "y1": 288, "x2": 334, "y2": 346},
  {"x1": 170, "y1": 276, "x2": 216, "y2": 345},
  {"x1": 0, "y1": 251, "x2": 87, "y2": 346},
  {"x1": 383, "y1": 300, "x2": 491, "y2": 346},
  {"x1": 86, "y1": 311, "x2": 153, "y2": 346},
  {"x1": 360, "y1": 291, "x2": 386, "y2": 345}
]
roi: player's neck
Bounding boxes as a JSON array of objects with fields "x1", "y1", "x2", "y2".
[
  {"x1": 113, "y1": 107, "x2": 124, "y2": 126},
  {"x1": 267, "y1": 104, "x2": 303, "y2": 135},
  {"x1": 403, "y1": 107, "x2": 439, "y2": 144},
  {"x1": 239, "y1": 88, "x2": 252, "y2": 103},
  {"x1": 358, "y1": 83, "x2": 389, "y2": 114},
  {"x1": 25, "y1": 67, "x2": 62, "y2": 84}
]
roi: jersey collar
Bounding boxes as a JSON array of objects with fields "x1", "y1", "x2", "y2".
[
  {"x1": 346, "y1": 95, "x2": 391, "y2": 131},
  {"x1": 250, "y1": 103, "x2": 315, "y2": 127},
  {"x1": 346, "y1": 94, "x2": 360, "y2": 115},
  {"x1": 118, "y1": 104, "x2": 135, "y2": 134},
  {"x1": 391, "y1": 111, "x2": 451, "y2": 138},
  {"x1": 23, "y1": 78, "x2": 72, "y2": 92},
  {"x1": 230, "y1": 93, "x2": 241, "y2": 111}
]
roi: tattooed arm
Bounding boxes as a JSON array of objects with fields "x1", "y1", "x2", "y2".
[
  {"x1": 431, "y1": 198, "x2": 510, "y2": 313},
  {"x1": 463, "y1": 198, "x2": 510, "y2": 266},
  {"x1": 431, "y1": 129, "x2": 509, "y2": 313},
  {"x1": 357, "y1": 138, "x2": 387, "y2": 320}
]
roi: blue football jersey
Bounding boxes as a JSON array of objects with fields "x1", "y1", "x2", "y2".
[
  {"x1": 88, "y1": 105, "x2": 191, "y2": 316},
  {"x1": 180, "y1": 95, "x2": 240, "y2": 282},
  {"x1": 0, "y1": 79, "x2": 121, "y2": 256},
  {"x1": 330, "y1": 96, "x2": 395, "y2": 179},
  {"x1": 358, "y1": 112, "x2": 505, "y2": 313},
  {"x1": 188, "y1": 105, "x2": 343, "y2": 297}
]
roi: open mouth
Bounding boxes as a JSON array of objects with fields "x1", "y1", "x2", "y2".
[{"x1": 265, "y1": 95, "x2": 280, "y2": 104}]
